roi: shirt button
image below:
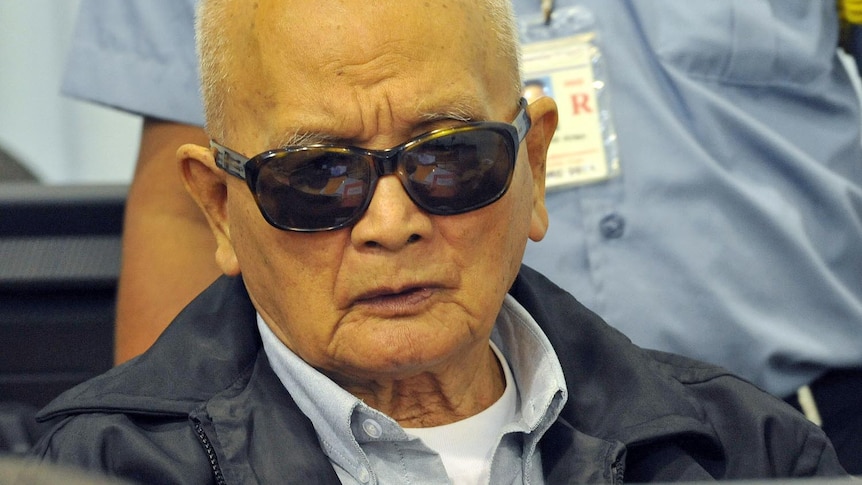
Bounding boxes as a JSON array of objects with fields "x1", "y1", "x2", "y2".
[
  {"x1": 357, "y1": 466, "x2": 371, "y2": 483},
  {"x1": 599, "y1": 213, "x2": 625, "y2": 239},
  {"x1": 361, "y1": 418, "x2": 383, "y2": 438}
]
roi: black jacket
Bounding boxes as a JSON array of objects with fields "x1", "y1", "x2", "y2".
[{"x1": 30, "y1": 268, "x2": 845, "y2": 483}]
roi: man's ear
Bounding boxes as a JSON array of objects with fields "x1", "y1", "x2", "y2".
[
  {"x1": 177, "y1": 144, "x2": 241, "y2": 276},
  {"x1": 524, "y1": 95, "x2": 558, "y2": 242}
]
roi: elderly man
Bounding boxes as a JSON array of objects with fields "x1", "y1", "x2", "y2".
[{"x1": 31, "y1": 0, "x2": 845, "y2": 483}]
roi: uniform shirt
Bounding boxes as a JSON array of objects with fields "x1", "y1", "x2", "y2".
[
  {"x1": 515, "y1": 0, "x2": 862, "y2": 397},
  {"x1": 256, "y1": 295, "x2": 568, "y2": 485},
  {"x1": 63, "y1": 0, "x2": 862, "y2": 397},
  {"x1": 61, "y1": 0, "x2": 202, "y2": 125}
]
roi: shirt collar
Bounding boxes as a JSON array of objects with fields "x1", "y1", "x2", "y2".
[{"x1": 257, "y1": 294, "x2": 568, "y2": 478}]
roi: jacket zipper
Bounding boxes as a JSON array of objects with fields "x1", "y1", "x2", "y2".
[
  {"x1": 611, "y1": 459, "x2": 625, "y2": 485},
  {"x1": 193, "y1": 417, "x2": 228, "y2": 485}
]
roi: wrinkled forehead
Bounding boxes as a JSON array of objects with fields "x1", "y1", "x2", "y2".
[
  {"x1": 213, "y1": 0, "x2": 517, "y2": 144},
  {"x1": 232, "y1": 0, "x2": 493, "y2": 59}
]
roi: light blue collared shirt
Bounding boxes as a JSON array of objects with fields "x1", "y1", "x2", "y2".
[{"x1": 257, "y1": 295, "x2": 568, "y2": 485}]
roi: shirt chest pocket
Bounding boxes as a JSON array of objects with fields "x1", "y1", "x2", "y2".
[{"x1": 629, "y1": 0, "x2": 837, "y2": 87}]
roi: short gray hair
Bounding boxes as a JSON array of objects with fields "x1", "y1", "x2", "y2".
[{"x1": 194, "y1": 0, "x2": 231, "y2": 141}]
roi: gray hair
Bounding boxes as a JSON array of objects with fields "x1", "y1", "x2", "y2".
[
  {"x1": 195, "y1": 0, "x2": 521, "y2": 141},
  {"x1": 194, "y1": 0, "x2": 231, "y2": 141}
]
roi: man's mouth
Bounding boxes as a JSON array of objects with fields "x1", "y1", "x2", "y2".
[
  {"x1": 357, "y1": 286, "x2": 427, "y2": 302},
  {"x1": 353, "y1": 286, "x2": 437, "y2": 313}
]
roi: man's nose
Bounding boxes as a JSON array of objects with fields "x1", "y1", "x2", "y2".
[{"x1": 349, "y1": 175, "x2": 433, "y2": 250}]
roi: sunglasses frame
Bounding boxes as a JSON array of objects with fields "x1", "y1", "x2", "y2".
[{"x1": 212, "y1": 98, "x2": 531, "y2": 232}]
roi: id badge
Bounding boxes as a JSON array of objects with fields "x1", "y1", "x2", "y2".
[{"x1": 521, "y1": 5, "x2": 620, "y2": 190}]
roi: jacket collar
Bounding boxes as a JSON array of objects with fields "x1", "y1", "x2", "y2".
[
  {"x1": 39, "y1": 269, "x2": 722, "y2": 452},
  {"x1": 511, "y1": 267, "x2": 724, "y2": 480},
  {"x1": 512, "y1": 267, "x2": 719, "y2": 435},
  {"x1": 39, "y1": 276, "x2": 258, "y2": 420}
]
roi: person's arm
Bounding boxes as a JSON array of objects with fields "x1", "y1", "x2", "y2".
[{"x1": 115, "y1": 119, "x2": 221, "y2": 364}]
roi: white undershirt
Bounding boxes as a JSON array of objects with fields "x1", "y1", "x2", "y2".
[{"x1": 403, "y1": 341, "x2": 517, "y2": 484}]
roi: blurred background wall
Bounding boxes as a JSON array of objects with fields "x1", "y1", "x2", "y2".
[{"x1": 0, "y1": 0, "x2": 140, "y2": 184}]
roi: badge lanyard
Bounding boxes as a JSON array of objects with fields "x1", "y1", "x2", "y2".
[{"x1": 521, "y1": 1, "x2": 620, "y2": 190}]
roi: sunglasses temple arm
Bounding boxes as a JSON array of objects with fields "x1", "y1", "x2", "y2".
[
  {"x1": 211, "y1": 141, "x2": 248, "y2": 179},
  {"x1": 513, "y1": 98, "x2": 531, "y2": 143}
]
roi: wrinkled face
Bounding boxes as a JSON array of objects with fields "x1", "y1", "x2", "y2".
[{"x1": 213, "y1": 0, "x2": 550, "y2": 384}]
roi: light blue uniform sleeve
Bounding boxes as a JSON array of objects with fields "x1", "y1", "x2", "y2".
[{"x1": 61, "y1": 0, "x2": 204, "y2": 126}]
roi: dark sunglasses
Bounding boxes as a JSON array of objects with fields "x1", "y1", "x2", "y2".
[{"x1": 212, "y1": 98, "x2": 531, "y2": 232}]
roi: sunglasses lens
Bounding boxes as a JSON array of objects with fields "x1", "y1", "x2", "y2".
[
  {"x1": 249, "y1": 126, "x2": 517, "y2": 231},
  {"x1": 403, "y1": 128, "x2": 515, "y2": 214},
  {"x1": 254, "y1": 150, "x2": 371, "y2": 230}
]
